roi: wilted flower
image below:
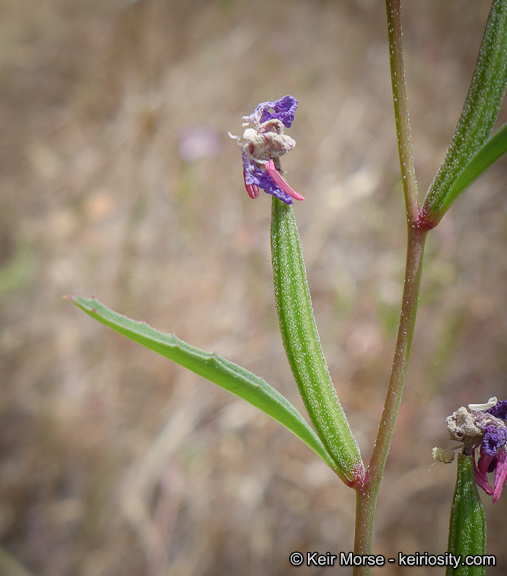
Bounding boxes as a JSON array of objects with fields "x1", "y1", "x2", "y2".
[
  {"x1": 229, "y1": 95, "x2": 305, "y2": 205},
  {"x1": 435, "y1": 397, "x2": 507, "y2": 502}
]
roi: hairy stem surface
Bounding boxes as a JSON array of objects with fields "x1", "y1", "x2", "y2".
[
  {"x1": 353, "y1": 226, "x2": 427, "y2": 575},
  {"x1": 351, "y1": 2, "x2": 426, "y2": 573},
  {"x1": 385, "y1": 0, "x2": 419, "y2": 221}
]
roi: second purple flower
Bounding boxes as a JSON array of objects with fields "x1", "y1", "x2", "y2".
[{"x1": 435, "y1": 398, "x2": 507, "y2": 503}]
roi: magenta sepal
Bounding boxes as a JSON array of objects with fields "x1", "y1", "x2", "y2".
[
  {"x1": 243, "y1": 171, "x2": 260, "y2": 199},
  {"x1": 493, "y1": 450, "x2": 507, "y2": 503},
  {"x1": 265, "y1": 159, "x2": 305, "y2": 202},
  {"x1": 473, "y1": 448, "x2": 494, "y2": 496}
]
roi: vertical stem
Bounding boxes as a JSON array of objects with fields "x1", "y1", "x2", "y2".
[
  {"x1": 368, "y1": 226, "x2": 427, "y2": 482},
  {"x1": 386, "y1": 0, "x2": 420, "y2": 222},
  {"x1": 353, "y1": 226, "x2": 427, "y2": 575},
  {"x1": 351, "y1": 3, "x2": 426, "y2": 573}
]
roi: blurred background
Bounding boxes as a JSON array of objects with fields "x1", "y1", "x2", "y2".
[{"x1": 1, "y1": 0, "x2": 506, "y2": 574}]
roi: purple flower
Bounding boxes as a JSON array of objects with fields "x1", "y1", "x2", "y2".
[
  {"x1": 441, "y1": 398, "x2": 507, "y2": 502},
  {"x1": 486, "y1": 399, "x2": 507, "y2": 420},
  {"x1": 473, "y1": 403, "x2": 507, "y2": 501},
  {"x1": 482, "y1": 425, "x2": 507, "y2": 456},
  {"x1": 473, "y1": 447, "x2": 496, "y2": 496},
  {"x1": 229, "y1": 95, "x2": 304, "y2": 205},
  {"x1": 473, "y1": 447, "x2": 507, "y2": 503},
  {"x1": 245, "y1": 95, "x2": 299, "y2": 128}
]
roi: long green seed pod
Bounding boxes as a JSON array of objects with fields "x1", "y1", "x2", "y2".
[
  {"x1": 446, "y1": 453, "x2": 487, "y2": 576},
  {"x1": 270, "y1": 197, "x2": 364, "y2": 486}
]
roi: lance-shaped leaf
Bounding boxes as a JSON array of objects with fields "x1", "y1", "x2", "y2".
[
  {"x1": 437, "y1": 123, "x2": 507, "y2": 216},
  {"x1": 423, "y1": 0, "x2": 507, "y2": 225},
  {"x1": 446, "y1": 453, "x2": 487, "y2": 576},
  {"x1": 67, "y1": 296, "x2": 338, "y2": 471},
  {"x1": 270, "y1": 199, "x2": 364, "y2": 487}
]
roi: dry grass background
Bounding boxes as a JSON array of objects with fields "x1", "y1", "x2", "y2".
[{"x1": 1, "y1": 0, "x2": 506, "y2": 574}]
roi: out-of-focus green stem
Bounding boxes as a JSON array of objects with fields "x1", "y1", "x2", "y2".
[{"x1": 352, "y1": 2, "x2": 426, "y2": 573}]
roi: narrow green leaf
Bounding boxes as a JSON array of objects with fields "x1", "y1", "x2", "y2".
[
  {"x1": 423, "y1": 0, "x2": 507, "y2": 224},
  {"x1": 438, "y1": 123, "x2": 507, "y2": 215},
  {"x1": 270, "y1": 199, "x2": 364, "y2": 486},
  {"x1": 446, "y1": 453, "x2": 487, "y2": 576},
  {"x1": 67, "y1": 296, "x2": 338, "y2": 471}
]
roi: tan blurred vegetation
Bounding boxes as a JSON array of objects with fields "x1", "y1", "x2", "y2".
[{"x1": 1, "y1": 0, "x2": 506, "y2": 574}]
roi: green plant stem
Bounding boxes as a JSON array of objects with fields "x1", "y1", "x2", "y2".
[
  {"x1": 353, "y1": 226, "x2": 427, "y2": 575},
  {"x1": 385, "y1": 0, "x2": 419, "y2": 223},
  {"x1": 351, "y1": 2, "x2": 427, "y2": 573}
]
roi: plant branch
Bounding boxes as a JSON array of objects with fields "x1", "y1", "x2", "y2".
[
  {"x1": 353, "y1": 226, "x2": 427, "y2": 574},
  {"x1": 386, "y1": 0, "x2": 420, "y2": 223},
  {"x1": 352, "y1": 3, "x2": 427, "y2": 573},
  {"x1": 368, "y1": 0, "x2": 426, "y2": 489}
]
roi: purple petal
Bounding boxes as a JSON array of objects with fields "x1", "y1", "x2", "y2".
[
  {"x1": 242, "y1": 153, "x2": 256, "y2": 183},
  {"x1": 482, "y1": 425, "x2": 507, "y2": 456},
  {"x1": 487, "y1": 400, "x2": 507, "y2": 420},
  {"x1": 253, "y1": 96, "x2": 299, "y2": 128},
  {"x1": 242, "y1": 160, "x2": 292, "y2": 204}
]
